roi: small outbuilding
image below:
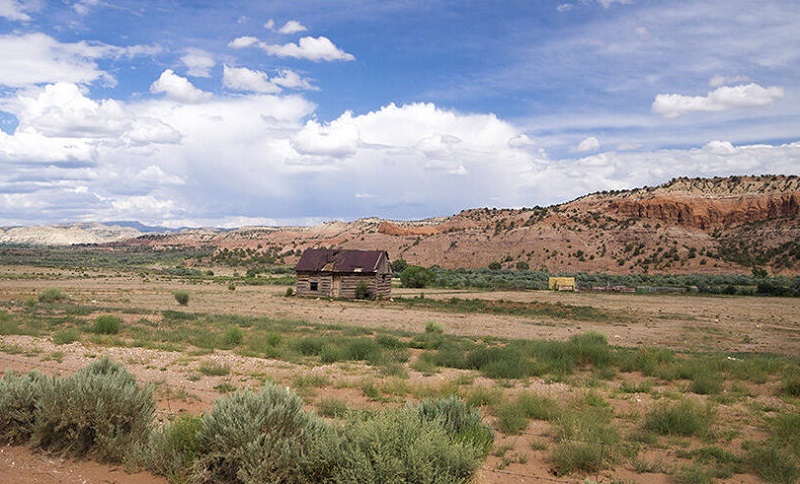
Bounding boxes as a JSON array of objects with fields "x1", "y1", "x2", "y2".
[
  {"x1": 294, "y1": 249, "x2": 392, "y2": 299},
  {"x1": 548, "y1": 276, "x2": 577, "y2": 291}
]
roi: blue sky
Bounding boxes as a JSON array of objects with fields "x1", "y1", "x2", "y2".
[{"x1": 1, "y1": 0, "x2": 798, "y2": 228}]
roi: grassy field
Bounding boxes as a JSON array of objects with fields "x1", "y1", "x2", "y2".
[{"x1": 1, "y1": 260, "x2": 799, "y2": 483}]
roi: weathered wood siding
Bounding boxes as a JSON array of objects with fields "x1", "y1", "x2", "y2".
[
  {"x1": 295, "y1": 272, "x2": 333, "y2": 297},
  {"x1": 296, "y1": 272, "x2": 391, "y2": 299}
]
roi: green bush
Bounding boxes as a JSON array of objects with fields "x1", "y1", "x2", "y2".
[
  {"x1": 38, "y1": 288, "x2": 67, "y2": 303},
  {"x1": 354, "y1": 282, "x2": 370, "y2": 300},
  {"x1": 193, "y1": 382, "x2": 327, "y2": 483},
  {"x1": 223, "y1": 326, "x2": 244, "y2": 347},
  {"x1": 140, "y1": 414, "x2": 203, "y2": 481},
  {"x1": 31, "y1": 358, "x2": 154, "y2": 462},
  {"x1": 745, "y1": 442, "x2": 800, "y2": 484},
  {"x1": 549, "y1": 395, "x2": 618, "y2": 476},
  {"x1": 643, "y1": 399, "x2": 715, "y2": 437},
  {"x1": 425, "y1": 321, "x2": 444, "y2": 334},
  {"x1": 400, "y1": 265, "x2": 434, "y2": 288},
  {"x1": 618, "y1": 346, "x2": 674, "y2": 376},
  {"x1": 781, "y1": 366, "x2": 800, "y2": 397},
  {"x1": 417, "y1": 396, "x2": 493, "y2": 455},
  {"x1": 92, "y1": 315, "x2": 122, "y2": 335},
  {"x1": 52, "y1": 328, "x2": 81, "y2": 345},
  {"x1": 173, "y1": 290, "x2": 190, "y2": 306},
  {"x1": 0, "y1": 370, "x2": 52, "y2": 444},
  {"x1": 333, "y1": 406, "x2": 486, "y2": 483}
]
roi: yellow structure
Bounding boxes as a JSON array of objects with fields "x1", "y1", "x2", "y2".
[{"x1": 549, "y1": 277, "x2": 576, "y2": 291}]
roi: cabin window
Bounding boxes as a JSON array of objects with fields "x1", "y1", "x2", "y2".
[{"x1": 310, "y1": 281, "x2": 319, "y2": 291}]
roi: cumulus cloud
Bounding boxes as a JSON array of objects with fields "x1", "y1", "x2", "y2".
[
  {"x1": 574, "y1": 136, "x2": 600, "y2": 152},
  {"x1": 222, "y1": 65, "x2": 280, "y2": 93},
  {"x1": 652, "y1": 83, "x2": 785, "y2": 118},
  {"x1": 228, "y1": 36, "x2": 259, "y2": 49},
  {"x1": 150, "y1": 69, "x2": 211, "y2": 103},
  {"x1": 230, "y1": 35, "x2": 355, "y2": 62},
  {"x1": 0, "y1": 33, "x2": 159, "y2": 88},
  {"x1": 278, "y1": 20, "x2": 308, "y2": 34},
  {"x1": 181, "y1": 48, "x2": 215, "y2": 77},
  {"x1": 0, "y1": 0, "x2": 36, "y2": 21},
  {"x1": 271, "y1": 69, "x2": 315, "y2": 90},
  {"x1": 264, "y1": 19, "x2": 308, "y2": 34},
  {"x1": 291, "y1": 118, "x2": 360, "y2": 158}
]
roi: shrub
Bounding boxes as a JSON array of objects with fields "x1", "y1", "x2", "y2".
[
  {"x1": 0, "y1": 370, "x2": 51, "y2": 444},
  {"x1": 140, "y1": 414, "x2": 203, "y2": 481},
  {"x1": 92, "y1": 315, "x2": 122, "y2": 335},
  {"x1": 344, "y1": 338, "x2": 381, "y2": 362},
  {"x1": 334, "y1": 406, "x2": 486, "y2": 483},
  {"x1": 228, "y1": 283, "x2": 236, "y2": 291},
  {"x1": 643, "y1": 399, "x2": 715, "y2": 437},
  {"x1": 495, "y1": 401, "x2": 528, "y2": 435},
  {"x1": 198, "y1": 361, "x2": 230, "y2": 376},
  {"x1": 425, "y1": 321, "x2": 444, "y2": 334},
  {"x1": 549, "y1": 395, "x2": 618, "y2": 476},
  {"x1": 192, "y1": 382, "x2": 327, "y2": 483},
  {"x1": 618, "y1": 346, "x2": 674, "y2": 376},
  {"x1": 354, "y1": 282, "x2": 370, "y2": 300},
  {"x1": 173, "y1": 290, "x2": 190, "y2": 306},
  {"x1": 781, "y1": 366, "x2": 800, "y2": 397},
  {"x1": 284, "y1": 287, "x2": 293, "y2": 297},
  {"x1": 52, "y1": 328, "x2": 80, "y2": 345},
  {"x1": 745, "y1": 443, "x2": 800, "y2": 484},
  {"x1": 317, "y1": 398, "x2": 349, "y2": 418},
  {"x1": 31, "y1": 358, "x2": 154, "y2": 462},
  {"x1": 223, "y1": 326, "x2": 244, "y2": 347},
  {"x1": 400, "y1": 266, "x2": 434, "y2": 288},
  {"x1": 569, "y1": 332, "x2": 613, "y2": 368},
  {"x1": 38, "y1": 288, "x2": 67, "y2": 303},
  {"x1": 417, "y1": 396, "x2": 493, "y2": 455}
]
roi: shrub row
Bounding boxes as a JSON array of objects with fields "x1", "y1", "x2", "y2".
[{"x1": 1, "y1": 360, "x2": 491, "y2": 484}]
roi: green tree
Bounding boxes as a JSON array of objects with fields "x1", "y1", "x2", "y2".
[
  {"x1": 400, "y1": 266, "x2": 434, "y2": 288},
  {"x1": 391, "y1": 258, "x2": 408, "y2": 274}
]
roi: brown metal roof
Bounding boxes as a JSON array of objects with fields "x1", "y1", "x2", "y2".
[{"x1": 294, "y1": 249, "x2": 390, "y2": 273}]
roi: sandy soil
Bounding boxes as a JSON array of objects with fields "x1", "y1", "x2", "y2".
[{"x1": 1, "y1": 266, "x2": 798, "y2": 483}]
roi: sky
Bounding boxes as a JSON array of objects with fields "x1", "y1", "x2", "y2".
[{"x1": 0, "y1": 0, "x2": 799, "y2": 228}]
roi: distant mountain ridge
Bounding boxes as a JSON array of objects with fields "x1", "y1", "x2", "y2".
[{"x1": 2, "y1": 175, "x2": 799, "y2": 275}]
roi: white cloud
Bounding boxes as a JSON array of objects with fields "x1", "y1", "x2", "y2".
[
  {"x1": 278, "y1": 20, "x2": 308, "y2": 35},
  {"x1": 271, "y1": 69, "x2": 315, "y2": 90},
  {"x1": 149, "y1": 69, "x2": 211, "y2": 103},
  {"x1": 291, "y1": 118, "x2": 360, "y2": 158},
  {"x1": 181, "y1": 48, "x2": 215, "y2": 78},
  {"x1": 264, "y1": 19, "x2": 275, "y2": 30},
  {"x1": 597, "y1": 0, "x2": 633, "y2": 8},
  {"x1": 0, "y1": 33, "x2": 159, "y2": 89},
  {"x1": 0, "y1": 0, "x2": 35, "y2": 21},
  {"x1": 12, "y1": 83, "x2": 129, "y2": 138},
  {"x1": 72, "y1": 0, "x2": 100, "y2": 16},
  {"x1": 575, "y1": 136, "x2": 601, "y2": 152},
  {"x1": 222, "y1": 65, "x2": 280, "y2": 93},
  {"x1": 231, "y1": 35, "x2": 355, "y2": 62},
  {"x1": 653, "y1": 83, "x2": 785, "y2": 118},
  {"x1": 228, "y1": 36, "x2": 260, "y2": 49}
]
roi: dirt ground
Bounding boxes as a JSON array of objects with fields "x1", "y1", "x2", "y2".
[{"x1": 1, "y1": 266, "x2": 799, "y2": 483}]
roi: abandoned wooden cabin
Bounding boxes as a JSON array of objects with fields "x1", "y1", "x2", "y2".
[{"x1": 294, "y1": 249, "x2": 392, "y2": 299}]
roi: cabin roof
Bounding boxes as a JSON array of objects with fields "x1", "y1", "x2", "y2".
[{"x1": 294, "y1": 249, "x2": 390, "y2": 273}]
